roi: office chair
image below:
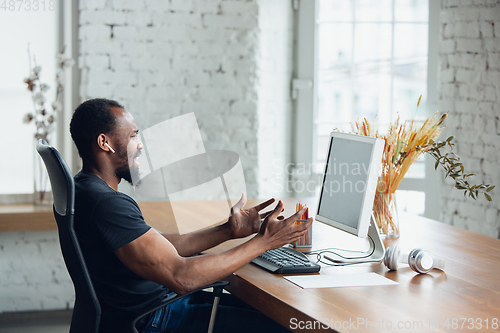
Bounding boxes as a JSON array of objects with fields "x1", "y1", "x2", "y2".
[{"x1": 36, "y1": 139, "x2": 228, "y2": 333}]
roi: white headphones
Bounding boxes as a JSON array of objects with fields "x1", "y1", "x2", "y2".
[{"x1": 383, "y1": 245, "x2": 445, "y2": 274}]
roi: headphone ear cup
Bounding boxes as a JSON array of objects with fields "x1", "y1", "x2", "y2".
[
  {"x1": 408, "y1": 248, "x2": 434, "y2": 274},
  {"x1": 384, "y1": 245, "x2": 400, "y2": 271}
]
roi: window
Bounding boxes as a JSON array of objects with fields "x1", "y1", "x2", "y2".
[
  {"x1": 293, "y1": 0, "x2": 440, "y2": 218},
  {"x1": 0, "y1": 6, "x2": 58, "y2": 198}
]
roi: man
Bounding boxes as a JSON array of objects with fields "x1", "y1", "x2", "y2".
[{"x1": 69, "y1": 98, "x2": 312, "y2": 332}]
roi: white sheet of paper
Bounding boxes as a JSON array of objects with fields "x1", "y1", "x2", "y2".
[{"x1": 284, "y1": 273, "x2": 398, "y2": 289}]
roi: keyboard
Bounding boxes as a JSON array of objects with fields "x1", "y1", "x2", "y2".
[{"x1": 252, "y1": 247, "x2": 321, "y2": 274}]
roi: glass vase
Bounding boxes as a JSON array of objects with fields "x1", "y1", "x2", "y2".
[
  {"x1": 33, "y1": 137, "x2": 52, "y2": 207},
  {"x1": 373, "y1": 190, "x2": 400, "y2": 238}
]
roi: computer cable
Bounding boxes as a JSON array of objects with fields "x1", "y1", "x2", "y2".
[{"x1": 304, "y1": 235, "x2": 382, "y2": 266}]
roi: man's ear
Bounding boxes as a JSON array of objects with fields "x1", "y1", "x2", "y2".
[{"x1": 97, "y1": 133, "x2": 114, "y2": 153}]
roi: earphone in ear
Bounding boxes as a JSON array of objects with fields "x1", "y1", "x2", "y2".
[
  {"x1": 383, "y1": 245, "x2": 445, "y2": 274},
  {"x1": 104, "y1": 142, "x2": 115, "y2": 153}
]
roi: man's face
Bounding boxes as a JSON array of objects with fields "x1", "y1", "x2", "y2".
[{"x1": 111, "y1": 108, "x2": 143, "y2": 186}]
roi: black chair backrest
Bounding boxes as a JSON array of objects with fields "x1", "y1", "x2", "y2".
[{"x1": 36, "y1": 139, "x2": 101, "y2": 333}]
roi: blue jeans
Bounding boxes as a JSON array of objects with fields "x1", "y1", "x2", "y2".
[{"x1": 140, "y1": 291, "x2": 290, "y2": 333}]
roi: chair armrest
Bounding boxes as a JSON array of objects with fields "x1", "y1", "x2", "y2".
[{"x1": 131, "y1": 281, "x2": 229, "y2": 333}]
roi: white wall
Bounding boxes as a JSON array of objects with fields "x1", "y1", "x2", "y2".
[
  {"x1": 256, "y1": 0, "x2": 294, "y2": 197},
  {"x1": 438, "y1": 0, "x2": 500, "y2": 237}
]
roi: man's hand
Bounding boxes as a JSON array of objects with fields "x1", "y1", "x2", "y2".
[
  {"x1": 226, "y1": 193, "x2": 279, "y2": 239},
  {"x1": 257, "y1": 200, "x2": 313, "y2": 251}
]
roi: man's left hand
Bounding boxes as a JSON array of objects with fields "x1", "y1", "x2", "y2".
[{"x1": 226, "y1": 193, "x2": 280, "y2": 239}]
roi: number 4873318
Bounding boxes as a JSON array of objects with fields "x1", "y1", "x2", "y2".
[{"x1": 1, "y1": 0, "x2": 55, "y2": 11}]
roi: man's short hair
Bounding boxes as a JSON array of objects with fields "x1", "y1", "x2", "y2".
[{"x1": 70, "y1": 98, "x2": 124, "y2": 160}]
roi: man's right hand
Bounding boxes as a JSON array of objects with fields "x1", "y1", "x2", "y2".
[{"x1": 256, "y1": 200, "x2": 313, "y2": 252}]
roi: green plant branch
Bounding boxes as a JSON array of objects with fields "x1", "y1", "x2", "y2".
[{"x1": 417, "y1": 136, "x2": 495, "y2": 201}]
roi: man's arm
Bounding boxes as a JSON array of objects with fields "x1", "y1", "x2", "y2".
[
  {"x1": 160, "y1": 223, "x2": 232, "y2": 258},
  {"x1": 115, "y1": 201, "x2": 311, "y2": 295},
  {"x1": 160, "y1": 195, "x2": 277, "y2": 257}
]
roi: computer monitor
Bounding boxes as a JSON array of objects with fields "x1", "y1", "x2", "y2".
[{"x1": 315, "y1": 131, "x2": 386, "y2": 264}]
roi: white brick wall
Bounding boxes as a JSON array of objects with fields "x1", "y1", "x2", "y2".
[
  {"x1": 439, "y1": 0, "x2": 500, "y2": 238},
  {"x1": 0, "y1": 231, "x2": 74, "y2": 312},
  {"x1": 78, "y1": 0, "x2": 293, "y2": 200}
]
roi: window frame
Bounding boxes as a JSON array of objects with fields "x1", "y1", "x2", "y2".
[
  {"x1": 292, "y1": 0, "x2": 441, "y2": 219},
  {"x1": 0, "y1": 0, "x2": 79, "y2": 202}
]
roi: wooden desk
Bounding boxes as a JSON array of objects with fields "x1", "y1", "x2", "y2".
[
  {"x1": 142, "y1": 197, "x2": 500, "y2": 333},
  {"x1": 2, "y1": 198, "x2": 499, "y2": 332}
]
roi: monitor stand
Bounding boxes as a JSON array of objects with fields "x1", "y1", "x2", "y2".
[{"x1": 324, "y1": 214, "x2": 386, "y2": 265}]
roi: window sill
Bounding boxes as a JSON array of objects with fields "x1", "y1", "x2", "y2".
[
  {"x1": 0, "y1": 202, "x2": 180, "y2": 232},
  {"x1": 0, "y1": 204, "x2": 55, "y2": 232},
  {"x1": 0, "y1": 201, "x2": 226, "y2": 233}
]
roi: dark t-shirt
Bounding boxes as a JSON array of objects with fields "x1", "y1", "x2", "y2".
[{"x1": 74, "y1": 171, "x2": 168, "y2": 332}]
